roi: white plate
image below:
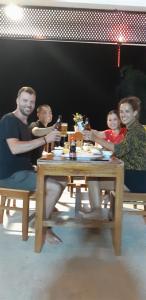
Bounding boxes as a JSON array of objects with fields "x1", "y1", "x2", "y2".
[{"x1": 62, "y1": 152, "x2": 102, "y2": 158}]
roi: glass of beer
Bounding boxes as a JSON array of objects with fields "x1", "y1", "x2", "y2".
[{"x1": 61, "y1": 123, "x2": 68, "y2": 136}]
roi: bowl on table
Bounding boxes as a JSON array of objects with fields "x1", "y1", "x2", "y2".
[
  {"x1": 52, "y1": 147, "x2": 63, "y2": 156},
  {"x1": 102, "y1": 150, "x2": 113, "y2": 159}
]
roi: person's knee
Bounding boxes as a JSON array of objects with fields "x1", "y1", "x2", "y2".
[
  {"x1": 45, "y1": 178, "x2": 62, "y2": 195},
  {"x1": 59, "y1": 178, "x2": 68, "y2": 189},
  {"x1": 87, "y1": 181, "x2": 99, "y2": 189}
]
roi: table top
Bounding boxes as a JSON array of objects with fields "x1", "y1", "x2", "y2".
[
  {"x1": 37, "y1": 156, "x2": 124, "y2": 177},
  {"x1": 38, "y1": 155, "x2": 123, "y2": 165}
]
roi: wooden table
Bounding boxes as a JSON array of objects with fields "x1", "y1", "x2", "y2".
[{"x1": 35, "y1": 157, "x2": 124, "y2": 255}]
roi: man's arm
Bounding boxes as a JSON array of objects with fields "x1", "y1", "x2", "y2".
[
  {"x1": 6, "y1": 130, "x2": 61, "y2": 155},
  {"x1": 32, "y1": 126, "x2": 53, "y2": 137}
]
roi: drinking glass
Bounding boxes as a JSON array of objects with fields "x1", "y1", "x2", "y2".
[{"x1": 61, "y1": 123, "x2": 68, "y2": 136}]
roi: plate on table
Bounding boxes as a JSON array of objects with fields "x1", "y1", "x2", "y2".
[{"x1": 62, "y1": 152, "x2": 102, "y2": 158}]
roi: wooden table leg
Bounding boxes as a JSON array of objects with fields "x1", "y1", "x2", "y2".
[
  {"x1": 35, "y1": 167, "x2": 45, "y2": 252},
  {"x1": 112, "y1": 166, "x2": 123, "y2": 255}
]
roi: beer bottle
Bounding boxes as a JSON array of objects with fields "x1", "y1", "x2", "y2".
[
  {"x1": 84, "y1": 117, "x2": 91, "y2": 131},
  {"x1": 84, "y1": 117, "x2": 94, "y2": 144},
  {"x1": 54, "y1": 115, "x2": 62, "y2": 131},
  {"x1": 69, "y1": 138, "x2": 76, "y2": 160},
  {"x1": 54, "y1": 115, "x2": 62, "y2": 147}
]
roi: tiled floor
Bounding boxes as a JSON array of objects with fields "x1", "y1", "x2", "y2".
[{"x1": 0, "y1": 188, "x2": 146, "y2": 300}]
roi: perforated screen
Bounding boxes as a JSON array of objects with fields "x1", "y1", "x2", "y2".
[{"x1": 0, "y1": 5, "x2": 146, "y2": 44}]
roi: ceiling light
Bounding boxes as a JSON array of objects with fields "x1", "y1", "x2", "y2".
[
  {"x1": 4, "y1": 3, "x2": 23, "y2": 21},
  {"x1": 117, "y1": 35, "x2": 124, "y2": 43}
]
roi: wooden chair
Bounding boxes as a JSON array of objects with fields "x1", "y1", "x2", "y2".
[
  {"x1": 109, "y1": 190, "x2": 146, "y2": 220},
  {"x1": 0, "y1": 188, "x2": 36, "y2": 240},
  {"x1": 123, "y1": 191, "x2": 146, "y2": 217},
  {"x1": 68, "y1": 131, "x2": 88, "y2": 197}
]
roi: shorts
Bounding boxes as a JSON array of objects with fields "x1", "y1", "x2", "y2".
[
  {"x1": 125, "y1": 170, "x2": 146, "y2": 193},
  {"x1": 0, "y1": 170, "x2": 36, "y2": 191}
]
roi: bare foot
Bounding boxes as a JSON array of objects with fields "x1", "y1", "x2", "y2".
[
  {"x1": 78, "y1": 207, "x2": 107, "y2": 220},
  {"x1": 53, "y1": 206, "x2": 59, "y2": 213},
  {"x1": 46, "y1": 228, "x2": 62, "y2": 244},
  {"x1": 79, "y1": 206, "x2": 91, "y2": 213}
]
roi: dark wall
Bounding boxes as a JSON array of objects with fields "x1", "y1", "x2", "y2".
[{"x1": 0, "y1": 39, "x2": 146, "y2": 130}]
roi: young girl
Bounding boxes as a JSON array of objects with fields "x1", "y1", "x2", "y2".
[
  {"x1": 95, "y1": 110, "x2": 127, "y2": 144},
  {"x1": 86, "y1": 110, "x2": 126, "y2": 215}
]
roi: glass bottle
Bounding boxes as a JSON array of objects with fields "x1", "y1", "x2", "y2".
[
  {"x1": 84, "y1": 117, "x2": 91, "y2": 131},
  {"x1": 54, "y1": 115, "x2": 62, "y2": 147},
  {"x1": 69, "y1": 138, "x2": 76, "y2": 160},
  {"x1": 84, "y1": 117, "x2": 94, "y2": 144},
  {"x1": 54, "y1": 115, "x2": 62, "y2": 131}
]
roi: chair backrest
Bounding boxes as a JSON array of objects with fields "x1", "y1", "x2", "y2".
[
  {"x1": 74, "y1": 132, "x2": 83, "y2": 141},
  {"x1": 123, "y1": 191, "x2": 146, "y2": 219},
  {"x1": 123, "y1": 191, "x2": 146, "y2": 202},
  {"x1": 111, "y1": 190, "x2": 146, "y2": 203}
]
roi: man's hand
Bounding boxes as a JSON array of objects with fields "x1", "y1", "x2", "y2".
[{"x1": 45, "y1": 130, "x2": 61, "y2": 143}]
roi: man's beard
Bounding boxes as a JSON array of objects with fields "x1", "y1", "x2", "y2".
[{"x1": 20, "y1": 107, "x2": 32, "y2": 116}]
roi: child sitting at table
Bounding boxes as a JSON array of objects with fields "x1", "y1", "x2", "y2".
[
  {"x1": 95, "y1": 109, "x2": 127, "y2": 144},
  {"x1": 86, "y1": 110, "x2": 127, "y2": 215}
]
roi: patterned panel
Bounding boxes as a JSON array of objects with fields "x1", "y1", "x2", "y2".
[{"x1": 0, "y1": 5, "x2": 146, "y2": 44}]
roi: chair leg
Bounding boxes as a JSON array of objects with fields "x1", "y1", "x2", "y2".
[
  {"x1": 13, "y1": 199, "x2": 16, "y2": 208},
  {"x1": 22, "y1": 195, "x2": 29, "y2": 241},
  {"x1": 6, "y1": 198, "x2": 11, "y2": 215},
  {"x1": 85, "y1": 177, "x2": 88, "y2": 191},
  {"x1": 108, "y1": 192, "x2": 115, "y2": 221},
  {"x1": 6, "y1": 198, "x2": 17, "y2": 216},
  {"x1": 143, "y1": 205, "x2": 146, "y2": 222},
  {"x1": 68, "y1": 176, "x2": 74, "y2": 197},
  {"x1": 0, "y1": 196, "x2": 7, "y2": 223},
  {"x1": 67, "y1": 176, "x2": 71, "y2": 192}
]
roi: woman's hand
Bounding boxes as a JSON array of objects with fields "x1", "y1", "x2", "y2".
[{"x1": 83, "y1": 130, "x2": 96, "y2": 142}]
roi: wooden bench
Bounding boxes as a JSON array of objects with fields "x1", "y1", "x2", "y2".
[{"x1": 109, "y1": 190, "x2": 146, "y2": 220}]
